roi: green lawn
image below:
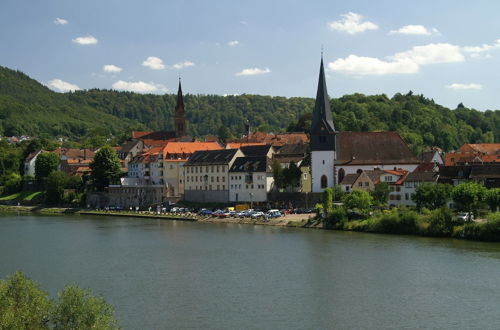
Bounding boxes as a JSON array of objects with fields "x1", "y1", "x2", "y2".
[{"x1": 0, "y1": 191, "x2": 44, "y2": 201}]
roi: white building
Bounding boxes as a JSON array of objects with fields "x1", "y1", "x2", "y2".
[{"x1": 229, "y1": 156, "x2": 274, "y2": 203}]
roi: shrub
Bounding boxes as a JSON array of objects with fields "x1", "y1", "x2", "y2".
[{"x1": 427, "y1": 207, "x2": 454, "y2": 236}]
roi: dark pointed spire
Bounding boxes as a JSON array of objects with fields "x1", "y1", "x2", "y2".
[
  {"x1": 311, "y1": 56, "x2": 335, "y2": 133},
  {"x1": 176, "y1": 77, "x2": 184, "y2": 109}
]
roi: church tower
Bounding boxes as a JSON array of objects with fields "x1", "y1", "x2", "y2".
[
  {"x1": 310, "y1": 56, "x2": 336, "y2": 192},
  {"x1": 174, "y1": 79, "x2": 187, "y2": 138}
]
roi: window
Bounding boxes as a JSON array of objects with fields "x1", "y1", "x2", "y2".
[
  {"x1": 396, "y1": 187, "x2": 401, "y2": 192},
  {"x1": 217, "y1": 166, "x2": 220, "y2": 172},
  {"x1": 405, "y1": 193, "x2": 409, "y2": 200},
  {"x1": 217, "y1": 185, "x2": 220, "y2": 190},
  {"x1": 222, "y1": 185, "x2": 225, "y2": 190},
  {"x1": 170, "y1": 164, "x2": 174, "y2": 169},
  {"x1": 358, "y1": 182, "x2": 363, "y2": 187},
  {"x1": 321, "y1": 175, "x2": 327, "y2": 188},
  {"x1": 222, "y1": 166, "x2": 225, "y2": 172},
  {"x1": 405, "y1": 182, "x2": 412, "y2": 188},
  {"x1": 322, "y1": 160, "x2": 325, "y2": 165},
  {"x1": 338, "y1": 168, "x2": 345, "y2": 184},
  {"x1": 216, "y1": 177, "x2": 219, "y2": 182},
  {"x1": 303, "y1": 173, "x2": 307, "y2": 179},
  {"x1": 319, "y1": 136, "x2": 326, "y2": 143},
  {"x1": 364, "y1": 182, "x2": 369, "y2": 187}
]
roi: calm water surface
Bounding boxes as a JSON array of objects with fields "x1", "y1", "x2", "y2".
[{"x1": 1, "y1": 214, "x2": 500, "y2": 329}]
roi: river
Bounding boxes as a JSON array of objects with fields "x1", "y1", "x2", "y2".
[{"x1": 1, "y1": 214, "x2": 500, "y2": 329}]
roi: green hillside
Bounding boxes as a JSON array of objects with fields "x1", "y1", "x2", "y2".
[{"x1": 0, "y1": 66, "x2": 499, "y2": 152}]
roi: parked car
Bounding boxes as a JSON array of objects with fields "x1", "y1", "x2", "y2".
[
  {"x1": 218, "y1": 211, "x2": 231, "y2": 218},
  {"x1": 251, "y1": 211, "x2": 265, "y2": 218},
  {"x1": 457, "y1": 212, "x2": 474, "y2": 222},
  {"x1": 198, "y1": 209, "x2": 213, "y2": 216},
  {"x1": 266, "y1": 210, "x2": 282, "y2": 218},
  {"x1": 239, "y1": 209, "x2": 254, "y2": 218}
]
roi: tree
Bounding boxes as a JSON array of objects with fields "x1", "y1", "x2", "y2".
[
  {"x1": 413, "y1": 183, "x2": 452, "y2": 210},
  {"x1": 322, "y1": 188, "x2": 333, "y2": 214},
  {"x1": 451, "y1": 182, "x2": 487, "y2": 216},
  {"x1": 90, "y1": 146, "x2": 122, "y2": 191},
  {"x1": 52, "y1": 285, "x2": 118, "y2": 330},
  {"x1": 271, "y1": 159, "x2": 285, "y2": 191},
  {"x1": 0, "y1": 271, "x2": 52, "y2": 329},
  {"x1": 0, "y1": 271, "x2": 118, "y2": 330},
  {"x1": 371, "y1": 182, "x2": 390, "y2": 205},
  {"x1": 343, "y1": 190, "x2": 373, "y2": 212},
  {"x1": 35, "y1": 152, "x2": 59, "y2": 179},
  {"x1": 485, "y1": 188, "x2": 500, "y2": 212},
  {"x1": 45, "y1": 171, "x2": 67, "y2": 204},
  {"x1": 3, "y1": 172, "x2": 22, "y2": 194},
  {"x1": 283, "y1": 161, "x2": 302, "y2": 192},
  {"x1": 217, "y1": 125, "x2": 230, "y2": 143}
]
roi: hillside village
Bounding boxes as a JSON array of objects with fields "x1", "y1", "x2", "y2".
[{"x1": 15, "y1": 59, "x2": 500, "y2": 211}]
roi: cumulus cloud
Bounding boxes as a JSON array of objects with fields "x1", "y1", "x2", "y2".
[
  {"x1": 329, "y1": 43, "x2": 465, "y2": 76},
  {"x1": 103, "y1": 64, "x2": 122, "y2": 73},
  {"x1": 328, "y1": 12, "x2": 378, "y2": 34},
  {"x1": 235, "y1": 67, "x2": 271, "y2": 76},
  {"x1": 54, "y1": 18, "x2": 68, "y2": 25},
  {"x1": 112, "y1": 80, "x2": 167, "y2": 93},
  {"x1": 389, "y1": 25, "x2": 439, "y2": 36},
  {"x1": 463, "y1": 39, "x2": 500, "y2": 58},
  {"x1": 72, "y1": 35, "x2": 98, "y2": 45},
  {"x1": 446, "y1": 83, "x2": 482, "y2": 90},
  {"x1": 172, "y1": 61, "x2": 195, "y2": 69},
  {"x1": 142, "y1": 56, "x2": 165, "y2": 70},
  {"x1": 228, "y1": 40, "x2": 239, "y2": 47},
  {"x1": 47, "y1": 79, "x2": 81, "y2": 92}
]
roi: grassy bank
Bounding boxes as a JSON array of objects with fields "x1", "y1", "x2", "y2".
[{"x1": 323, "y1": 207, "x2": 500, "y2": 242}]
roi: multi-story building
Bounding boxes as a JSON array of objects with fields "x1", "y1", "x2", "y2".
[
  {"x1": 183, "y1": 148, "x2": 244, "y2": 203},
  {"x1": 228, "y1": 156, "x2": 273, "y2": 203}
]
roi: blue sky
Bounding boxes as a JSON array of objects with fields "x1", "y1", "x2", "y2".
[{"x1": 1, "y1": 0, "x2": 499, "y2": 110}]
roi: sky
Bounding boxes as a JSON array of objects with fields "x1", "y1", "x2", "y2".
[{"x1": 1, "y1": 0, "x2": 499, "y2": 110}]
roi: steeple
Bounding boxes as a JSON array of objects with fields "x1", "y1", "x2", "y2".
[
  {"x1": 310, "y1": 55, "x2": 336, "y2": 151},
  {"x1": 174, "y1": 78, "x2": 186, "y2": 138},
  {"x1": 311, "y1": 56, "x2": 335, "y2": 133},
  {"x1": 176, "y1": 78, "x2": 184, "y2": 110}
]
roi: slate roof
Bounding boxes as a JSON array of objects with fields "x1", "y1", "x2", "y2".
[
  {"x1": 311, "y1": 58, "x2": 334, "y2": 133},
  {"x1": 336, "y1": 131, "x2": 419, "y2": 165},
  {"x1": 274, "y1": 143, "x2": 308, "y2": 157},
  {"x1": 240, "y1": 145, "x2": 273, "y2": 157},
  {"x1": 229, "y1": 156, "x2": 270, "y2": 173},
  {"x1": 405, "y1": 171, "x2": 438, "y2": 182},
  {"x1": 185, "y1": 149, "x2": 239, "y2": 166},
  {"x1": 340, "y1": 173, "x2": 359, "y2": 185},
  {"x1": 119, "y1": 140, "x2": 142, "y2": 154}
]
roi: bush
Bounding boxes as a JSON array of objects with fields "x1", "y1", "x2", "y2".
[
  {"x1": 324, "y1": 206, "x2": 348, "y2": 229},
  {"x1": 3, "y1": 173, "x2": 22, "y2": 194},
  {"x1": 371, "y1": 208, "x2": 420, "y2": 234},
  {"x1": 427, "y1": 207, "x2": 454, "y2": 236}
]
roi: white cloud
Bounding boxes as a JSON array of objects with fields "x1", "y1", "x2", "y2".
[
  {"x1": 235, "y1": 67, "x2": 271, "y2": 76},
  {"x1": 329, "y1": 43, "x2": 464, "y2": 76},
  {"x1": 328, "y1": 12, "x2": 378, "y2": 34},
  {"x1": 103, "y1": 64, "x2": 122, "y2": 73},
  {"x1": 446, "y1": 83, "x2": 482, "y2": 90},
  {"x1": 112, "y1": 80, "x2": 168, "y2": 93},
  {"x1": 389, "y1": 25, "x2": 438, "y2": 36},
  {"x1": 463, "y1": 39, "x2": 500, "y2": 58},
  {"x1": 47, "y1": 79, "x2": 81, "y2": 92},
  {"x1": 172, "y1": 61, "x2": 195, "y2": 69},
  {"x1": 54, "y1": 17, "x2": 68, "y2": 25},
  {"x1": 72, "y1": 35, "x2": 98, "y2": 45},
  {"x1": 240, "y1": 21, "x2": 248, "y2": 25},
  {"x1": 328, "y1": 55, "x2": 418, "y2": 75},
  {"x1": 142, "y1": 56, "x2": 165, "y2": 70},
  {"x1": 228, "y1": 40, "x2": 239, "y2": 47},
  {"x1": 393, "y1": 43, "x2": 464, "y2": 65}
]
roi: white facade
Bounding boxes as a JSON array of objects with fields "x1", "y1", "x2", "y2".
[
  {"x1": 311, "y1": 150, "x2": 335, "y2": 192},
  {"x1": 24, "y1": 150, "x2": 42, "y2": 177},
  {"x1": 229, "y1": 172, "x2": 273, "y2": 203},
  {"x1": 337, "y1": 164, "x2": 419, "y2": 184}
]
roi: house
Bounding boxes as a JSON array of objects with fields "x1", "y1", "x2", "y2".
[
  {"x1": 229, "y1": 156, "x2": 273, "y2": 203},
  {"x1": 24, "y1": 149, "x2": 43, "y2": 176},
  {"x1": 420, "y1": 148, "x2": 444, "y2": 165},
  {"x1": 117, "y1": 139, "x2": 144, "y2": 168},
  {"x1": 226, "y1": 131, "x2": 308, "y2": 147},
  {"x1": 439, "y1": 164, "x2": 500, "y2": 188},
  {"x1": 53, "y1": 148, "x2": 95, "y2": 176},
  {"x1": 445, "y1": 143, "x2": 500, "y2": 166},
  {"x1": 400, "y1": 171, "x2": 439, "y2": 207},
  {"x1": 339, "y1": 170, "x2": 383, "y2": 193},
  {"x1": 162, "y1": 141, "x2": 223, "y2": 198},
  {"x1": 240, "y1": 144, "x2": 275, "y2": 158},
  {"x1": 380, "y1": 169, "x2": 409, "y2": 207},
  {"x1": 127, "y1": 147, "x2": 164, "y2": 186},
  {"x1": 273, "y1": 143, "x2": 308, "y2": 168},
  {"x1": 183, "y1": 148, "x2": 244, "y2": 203}
]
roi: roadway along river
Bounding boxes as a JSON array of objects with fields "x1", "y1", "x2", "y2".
[{"x1": 1, "y1": 214, "x2": 500, "y2": 329}]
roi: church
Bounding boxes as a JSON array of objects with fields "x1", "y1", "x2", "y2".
[{"x1": 310, "y1": 57, "x2": 420, "y2": 193}]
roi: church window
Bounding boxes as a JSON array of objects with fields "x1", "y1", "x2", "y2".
[
  {"x1": 322, "y1": 160, "x2": 325, "y2": 165},
  {"x1": 321, "y1": 175, "x2": 327, "y2": 188}
]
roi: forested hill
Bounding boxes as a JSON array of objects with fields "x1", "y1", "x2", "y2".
[{"x1": 0, "y1": 66, "x2": 499, "y2": 152}]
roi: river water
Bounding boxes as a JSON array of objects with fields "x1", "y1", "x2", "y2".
[{"x1": 1, "y1": 214, "x2": 500, "y2": 329}]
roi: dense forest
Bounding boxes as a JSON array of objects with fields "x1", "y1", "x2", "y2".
[{"x1": 1, "y1": 66, "x2": 499, "y2": 153}]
